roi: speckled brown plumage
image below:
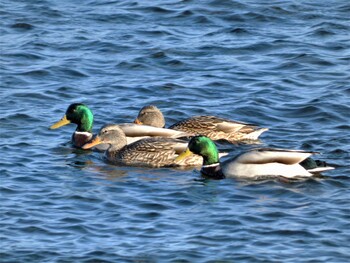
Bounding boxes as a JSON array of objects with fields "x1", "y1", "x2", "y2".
[
  {"x1": 82, "y1": 124, "x2": 206, "y2": 168},
  {"x1": 109, "y1": 137, "x2": 204, "y2": 167},
  {"x1": 169, "y1": 115, "x2": 268, "y2": 142},
  {"x1": 134, "y1": 106, "x2": 268, "y2": 143}
]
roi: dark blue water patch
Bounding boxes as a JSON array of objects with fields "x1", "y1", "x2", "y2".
[
  {"x1": 292, "y1": 53, "x2": 335, "y2": 66},
  {"x1": 311, "y1": 21, "x2": 350, "y2": 32},
  {"x1": 177, "y1": 9, "x2": 195, "y2": 17},
  {"x1": 308, "y1": 28, "x2": 337, "y2": 38},
  {"x1": 135, "y1": 5, "x2": 176, "y2": 15},
  {"x1": 192, "y1": 14, "x2": 215, "y2": 24},
  {"x1": 227, "y1": 27, "x2": 250, "y2": 35},
  {"x1": 2, "y1": 52, "x2": 44, "y2": 61},
  {"x1": 138, "y1": 201, "x2": 173, "y2": 211},
  {"x1": 142, "y1": 51, "x2": 186, "y2": 68},
  {"x1": 242, "y1": 11, "x2": 286, "y2": 23},
  {"x1": 0, "y1": 251, "x2": 63, "y2": 263},
  {"x1": 336, "y1": 124, "x2": 350, "y2": 130},
  {"x1": 207, "y1": 0, "x2": 246, "y2": 9},
  {"x1": 262, "y1": 5, "x2": 294, "y2": 16},
  {"x1": 7, "y1": 92, "x2": 57, "y2": 103},
  {"x1": 0, "y1": 112, "x2": 35, "y2": 123},
  {"x1": 10, "y1": 22, "x2": 34, "y2": 30},
  {"x1": 43, "y1": 87, "x2": 85, "y2": 100},
  {"x1": 87, "y1": 11, "x2": 144, "y2": 24},
  {"x1": 338, "y1": 2, "x2": 350, "y2": 12},
  {"x1": 20, "y1": 69, "x2": 51, "y2": 77}
]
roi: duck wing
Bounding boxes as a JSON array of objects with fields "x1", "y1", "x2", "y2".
[
  {"x1": 117, "y1": 137, "x2": 227, "y2": 167},
  {"x1": 234, "y1": 148, "x2": 316, "y2": 165},
  {"x1": 170, "y1": 116, "x2": 251, "y2": 133},
  {"x1": 116, "y1": 138, "x2": 189, "y2": 167},
  {"x1": 118, "y1": 123, "x2": 191, "y2": 138}
]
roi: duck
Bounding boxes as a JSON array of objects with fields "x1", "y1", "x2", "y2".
[
  {"x1": 134, "y1": 105, "x2": 166, "y2": 128},
  {"x1": 82, "y1": 124, "x2": 228, "y2": 168},
  {"x1": 176, "y1": 135, "x2": 334, "y2": 179},
  {"x1": 134, "y1": 105, "x2": 268, "y2": 143},
  {"x1": 49, "y1": 103, "x2": 94, "y2": 148},
  {"x1": 49, "y1": 103, "x2": 192, "y2": 149}
]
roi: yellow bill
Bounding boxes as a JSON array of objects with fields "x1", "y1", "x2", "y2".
[
  {"x1": 134, "y1": 118, "x2": 143, "y2": 125},
  {"x1": 82, "y1": 136, "x2": 102, "y2": 149},
  {"x1": 50, "y1": 115, "x2": 71, "y2": 129},
  {"x1": 175, "y1": 148, "x2": 193, "y2": 162}
]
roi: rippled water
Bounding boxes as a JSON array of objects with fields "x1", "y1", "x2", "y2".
[{"x1": 1, "y1": 0, "x2": 350, "y2": 262}]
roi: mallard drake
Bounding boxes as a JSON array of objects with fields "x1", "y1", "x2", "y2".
[
  {"x1": 50, "y1": 103, "x2": 94, "y2": 148},
  {"x1": 49, "y1": 103, "x2": 191, "y2": 149},
  {"x1": 82, "y1": 124, "x2": 227, "y2": 168},
  {"x1": 176, "y1": 135, "x2": 334, "y2": 179},
  {"x1": 134, "y1": 105, "x2": 268, "y2": 142}
]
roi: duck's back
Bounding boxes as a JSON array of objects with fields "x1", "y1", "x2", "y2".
[
  {"x1": 221, "y1": 148, "x2": 314, "y2": 178},
  {"x1": 169, "y1": 116, "x2": 265, "y2": 142},
  {"x1": 108, "y1": 137, "x2": 201, "y2": 168}
]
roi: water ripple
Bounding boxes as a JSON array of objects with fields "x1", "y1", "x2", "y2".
[{"x1": 1, "y1": 0, "x2": 349, "y2": 262}]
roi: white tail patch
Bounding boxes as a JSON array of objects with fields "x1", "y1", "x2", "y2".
[
  {"x1": 242, "y1": 128, "x2": 269, "y2": 140},
  {"x1": 307, "y1": 166, "x2": 335, "y2": 173}
]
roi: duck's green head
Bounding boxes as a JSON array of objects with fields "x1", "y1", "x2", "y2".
[
  {"x1": 50, "y1": 103, "x2": 94, "y2": 132},
  {"x1": 176, "y1": 135, "x2": 219, "y2": 165}
]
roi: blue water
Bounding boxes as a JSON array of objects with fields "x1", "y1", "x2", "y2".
[{"x1": 1, "y1": 0, "x2": 350, "y2": 262}]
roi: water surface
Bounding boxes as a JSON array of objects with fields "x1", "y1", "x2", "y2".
[{"x1": 1, "y1": 0, "x2": 349, "y2": 262}]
